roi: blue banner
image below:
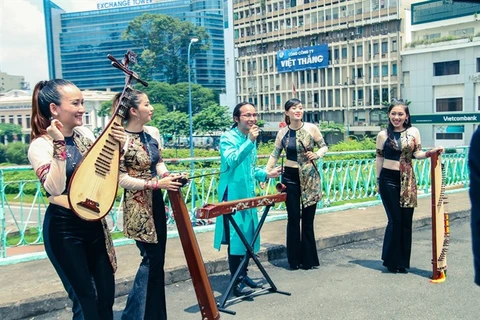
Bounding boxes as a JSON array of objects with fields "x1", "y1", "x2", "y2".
[{"x1": 276, "y1": 44, "x2": 329, "y2": 73}]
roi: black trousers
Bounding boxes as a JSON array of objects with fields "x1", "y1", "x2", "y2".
[
  {"x1": 123, "y1": 190, "x2": 168, "y2": 320},
  {"x1": 282, "y1": 167, "x2": 320, "y2": 269},
  {"x1": 379, "y1": 168, "x2": 415, "y2": 269},
  {"x1": 43, "y1": 204, "x2": 115, "y2": 320}
]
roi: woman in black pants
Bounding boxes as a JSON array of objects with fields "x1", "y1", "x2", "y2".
[
  {"x1": 28, "y1": 79, "x2": 125, "y2": 319},
  {"x1": 113, "y1": 90, "x2": 183, "y2": 320},
  {"x1": 376, "y1": 99, "x2": 443, "y2": 273},
  {"x1": 266, "y1": 98, "x2": 328, "y2": 270}
]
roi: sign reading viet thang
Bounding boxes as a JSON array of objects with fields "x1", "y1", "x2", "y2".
[
  {"x1": 96, "y1": 0, "x2": 153, "y2": 10},
  {"x1": 411, "y1": 113, "x2": 479, "y2": 124},
  {"x1": 277, "y1": 44, "x2": 329, "y2": 73}
]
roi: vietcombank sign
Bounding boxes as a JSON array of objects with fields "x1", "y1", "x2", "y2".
[{"x1": 411, "y1": 113, "x2": 479, "y2": 124}]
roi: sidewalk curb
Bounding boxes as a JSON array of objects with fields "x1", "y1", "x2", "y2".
[{"x1": 0, "y1": 209, "x2": 470, "y2": 320}]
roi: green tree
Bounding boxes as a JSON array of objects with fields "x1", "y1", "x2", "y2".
[
  {"x1": 173, "y1": 83, "x2": 218, "y2": 114},
  {"x1": 140, "y1": 81, "x2": 181, "y2": 109},
  {"x1": 98, "y1": 100, "x2": 113, "y2": 117},
  {"x1": 123, "y1": 13, "x2": 209, "y2": 83},
  {"x1": 150, "y1": 103, "x2": 169, "y2": 126},
  {"x1": 193, "y1": 104, "x2": 231, "y2": 135},
  {"x1": 0, "y1": 123, "x2": 22, "y2": 140},
  {"x1": 140, "y1": 81, "x2": 218, "y2": 114},
  {"x1": 319, "y1": 121, "x2": 345, "y2": 144},
  {"x1": 5, "y1": 142, "x2": 29, "y2": 164},
  {"x1": 0, "y1": 144, "x2": 6, "y2": 163},
  {"x1": 155, "y1": 111, "x2": 189, "y2": 137}
]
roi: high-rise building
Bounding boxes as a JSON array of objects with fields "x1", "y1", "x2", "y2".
[
  {"x1": 43, "y1": 0, "x2": 225, "y2": 92},
  {"x1": 229, "y1": 0, "x2": 409, "y2": 139},
  {"x1": 402, "y1": 0, "x2": 480, "y2": 147}
]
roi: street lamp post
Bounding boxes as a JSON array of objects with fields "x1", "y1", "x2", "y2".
[
  {"x1": 346, "y1": 105, "x2": 350, "y2": 138},
  {"x1": 343, "y1": 81, "x2": 351, "y2": 139},
  {"x1": 188, "y1": 37, "x2": 199, "y2": 171}
]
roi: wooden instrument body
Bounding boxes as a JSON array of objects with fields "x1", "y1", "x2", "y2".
[
  {"x1": 196, "y1": 193, "x2": 287, "y2": 219},
  {"x1": 67, "y1": 114, "x2": 124, "y2": 221},
  {"x1": 168, "y1": 189, "x2": 220, "y2": 320},
  {"x1": 431, "y1": 152, "x2": 449, "y2": 281},
  {"x1": 68, "y1": 51, "x2": 145, "y2": 221}
]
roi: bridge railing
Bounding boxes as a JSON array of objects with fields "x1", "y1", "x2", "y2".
[{"x1": 0, "y1": 148, "x2": 470, "y2": 259}]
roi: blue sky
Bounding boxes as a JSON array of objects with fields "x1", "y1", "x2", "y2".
[{"x1": 0, "y1": 0, "x2": 99, "y2": 88}]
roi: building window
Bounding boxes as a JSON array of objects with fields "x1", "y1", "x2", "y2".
[
  {"x1": 17, "y1": 115, "x2": 22, "y2": 127},
  {"x1": 381, "y1": 42, "x2": 388, "y2": 54},
  {"x1": 26, "y1": 116, "x2": 31, "y2": 129},
  {"x1": 436, "y1": 97, "x2": 463, "y2": 112},
  {"x1": 436, "y1": 133, "x2": 463, "y2": 140},
  {"x1": 382, "y1": 65, "x2": 388, "y2": 76},
  {"x1": 0, "y1": 116, "x2": 4, "y2": 123},
  {"x1": 424, "y1": 33, "x2": 441, "y2": 40},
  {"x1": 84, "y1": 112, "x2": 91, "y2": 125},
  {"x1": 434, "y1": 60, "x2": 459, "y2": 76},
  {"x1": 477, "y1": 58, "x2": 480, "y2": 73},
  {"x1": 357, "y1": 45, "x2": 363, "y2": 57},
  {"x1": 9, "y1": 116, "x2": 14, "y2": 124},
  {"x1": 373, "y1": 43, "x2": 379, "y2": 55},
  {"x1": 449, "y1": 28, "x2": 474, "y2": 37},
  {"x1": 357, "y1": 67, "x2": 363, "y2": 78},
  {"x1": 373, "y1": 66, "x2": 379, "y2": 77},
  {"x1": 392, "y1": 63, "x2": 397, "y2": 76},
  {"x1": 391, "y1": 40, "x2": 397, "y2": 52}
]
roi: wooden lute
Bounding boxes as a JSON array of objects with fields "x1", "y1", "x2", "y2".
[{"x1": 68, "y1": 50, "x2": 148, "y2": 221}]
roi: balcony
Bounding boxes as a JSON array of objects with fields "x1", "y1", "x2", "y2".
[{"x1": 405, "y1": 33, "x2": 480, "y2": 50}]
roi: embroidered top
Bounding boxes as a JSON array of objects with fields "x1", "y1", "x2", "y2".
[
  {"x1": 376, "y1": 127, "x2": 426, "y2": 208},
  {"x1": 119, "y1": 125, "x2": 169, "y2": 243},
  {"x1": 27, "y1": 126, "x2": 117, "y2": 272},
  {"x1": 266, "y1": 122, "x2": 328, "y2": 208}
]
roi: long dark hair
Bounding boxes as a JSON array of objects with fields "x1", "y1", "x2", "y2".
[
  {"x1": 386, "y1": 99, "x2": 412, "y2": 149},
  {"x1": 231, "y1": 101, "x2": 254, "y2": 128},
  {"x1": 111, "y1": 90, "x2": 146, "y2": 123},
  {"x1": 284, "y1": 98, "x2": 302, "y2": 125},
  {"x1": 30, "y1": 79, "x2": 75, "y2": 140}
]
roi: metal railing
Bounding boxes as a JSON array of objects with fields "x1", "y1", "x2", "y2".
[{"x1": 0, "y1": 148, "x2": 470, "y2": 260}]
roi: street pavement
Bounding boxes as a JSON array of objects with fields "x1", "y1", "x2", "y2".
[
  {"x1": 27, "y1": 216, "x2": 478, "y2": 320},
  {"x1": 0, "y1": 189, "x2": 473, "y2": 320}
]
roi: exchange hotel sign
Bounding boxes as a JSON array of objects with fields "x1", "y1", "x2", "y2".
[
  {"x1": 96, "y1": 0, "x2": 153, "y2": 10},
  {"x1": 411, "y1": 113, "x2": 479, "y2": 124},
  {"x1": 277, "y1": 44, "x2": 329, "y2": 73}
]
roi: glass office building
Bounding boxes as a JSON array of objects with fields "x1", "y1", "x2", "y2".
[{"x1": 43, "y1": 0, "x2": 225, "y2": 92}]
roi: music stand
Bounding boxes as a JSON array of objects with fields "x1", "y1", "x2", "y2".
[{"x1": 217, "y1": 203, "x2": 291, "y2": 313}]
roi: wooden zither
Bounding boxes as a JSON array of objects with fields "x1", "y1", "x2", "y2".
[
  {"x1": 197, "y1": 184, "x2": 290, "y2": 313},
  {"x1": 430, "y1": 152, "x2": 449, "y2": 283},
  {"x1": 68, "y1": 50, "x2": 148, "y2": 221}
]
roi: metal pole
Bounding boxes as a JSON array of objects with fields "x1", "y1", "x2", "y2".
[{"x1": 187, "y1": 38, "x2": 198, "y2": 171}]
